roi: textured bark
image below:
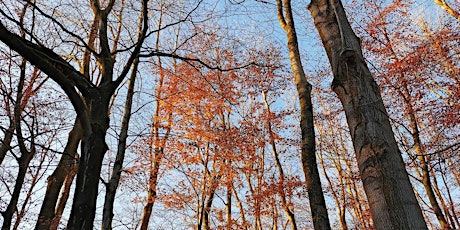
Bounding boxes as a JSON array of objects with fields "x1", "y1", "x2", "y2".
[
  {"x1": 308, "y1": 0, "x2": 427, "y2": 229},
  {"x1": 67, "y1": 89, "x2": 112, "y2": 229},
  {"x1": 36, "y1": 121, "x2": 81, "y2": 230},
  {"x1": 276, "y1": 0, "x2": 331, "y2": 229}
]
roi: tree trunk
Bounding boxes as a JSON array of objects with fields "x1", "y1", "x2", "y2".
[
  {"x1": 102, "y1": 57, "x2": 139, "y2": 230},
  {"x1": 0, "y1": 123, "x2": 14, "y2": 165},
  {"x1": 433, "y1": 0, "x2": 460, "y2": 21},
  {"x1": 49, "y1": 158, "x2": 78, "y2": 230},
  {"x1": 307, "y1": 0, "x2": 427, "y2": 229},
  {"x1": 2, "y1": 58, "x2": 36, "y2": 230},
  {"x1": 203, "y1": 185, "x2": 216, "y2": 230},
  {"x1": 276, "y1": 0, "x2": 331, "y2": 229},
  {"x1": 139, "y1": 148, "x2": 163, "y2": 230},
  {"x1": 405, "y1": 92, "x2": 450, "y2": 229},
  {"x1": 1, "y1": 151, "x2": 34, "y2": 230},
  {"x1": 67, "y1": 90, "x2": 112, "y2": 230},
  {"x1": 226, "y1": 186, "x2": 232, "y2": 229},
  {"x1": 36, "y1": 121, "x2": 81, "y2": 230},
  {"x1": 0, "y1": 1, "x2": 149, "y2": 228}
]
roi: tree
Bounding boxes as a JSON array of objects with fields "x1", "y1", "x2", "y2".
[
  {"x1": 0, "y1": 0, "x2": 149, "y2": 228},
  {"x1": 307, "y1": 0, "x2": 427, "y2": 228},
  {"x1": 276, "y1": 0, "x2": 331, "y2": 228}
]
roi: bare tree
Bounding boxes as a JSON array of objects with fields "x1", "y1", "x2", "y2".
[{"x1": 0, "y1": 0, "x2": 149, "y2": 228}]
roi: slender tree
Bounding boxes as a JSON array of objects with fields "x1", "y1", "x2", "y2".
[{"x1": 276, "y1": 0, "x2": 331, "y2": 229}]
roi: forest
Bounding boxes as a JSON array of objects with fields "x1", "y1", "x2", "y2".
[{"x1": 0, "y1": 0, "x2": 459, "y2": 229}]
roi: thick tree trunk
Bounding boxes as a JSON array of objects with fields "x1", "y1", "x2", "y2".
[
  {"x1": 36, "y1": 121, "x2": 81, "y2": 230},
  {"x1": 276, "y1": 0, "x2": 331, "y2": 229},
  {"x1": 308, "y1": 0, "x2": 427, "y2": 229},
  {"x1": 67, "y1": 90, "x2": 111, "y2": 230}
]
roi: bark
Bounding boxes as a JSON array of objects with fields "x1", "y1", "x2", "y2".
[
  {"x1": 49, "y1": 159, "x2": 78, "y2": 230},
  {"x1": 307, "y1": 0, "x2": 427, "y2": 229},
  {"x1": 13, "y1": 148, "x2": 47, "y2": 230},
  {"x1": 36, "y1": 121, "x2": 81, "y2": 230},
  {"x1": 1, "y1": 149, "x2": 35, "y2": 230},
  {"x1": 203, "y1": 183, "x2": 216, "y2": 230},
  {"x1": 226, "y1": 186, "x2": 232, "y2": 228},
  {"x1": 139, "y1": 9, "x2": 168, "y2": 229},
  {"x1": 276, "y1": 0, "x2": 331, "y2": 229},
  {"x1": 437, "y1": 169, "x2": 460, "y2": 228},
  {"x1": 35, "y1": 2, "x2": 98, "y2": 226},
  {"x1": 381, "y1": 18, "x2": 449, "y2": 227},
  {"x1": 139, "y1": 148, "x2": 163, "y2": 230}
]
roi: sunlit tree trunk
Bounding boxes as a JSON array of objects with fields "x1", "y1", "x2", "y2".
[
  {"x1": 308, "y1": 0, "x2": 427, "y2": 229},
  {"x1": 36, "y1": 122, "x2": 81, "y2": 230},
  {"x1": 276, "y1": 0, "x2": 331, "y2": 229},
  {"x1": 433, "y1": 0, "x2": 460, "y2": 21},
  {"x1": 403, "y1": 86, "x2": 450, "y2": 229},
  {"x1": 436, "y1": 169, "x2": 460, "y2": 228}
]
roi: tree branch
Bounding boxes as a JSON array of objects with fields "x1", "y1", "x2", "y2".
[
  {"x1": 0, "y1": 22, "x2": 91, "y2": 126},
  {"x1": 139, "y1": 51, "x2": 257, "y2": 71}
]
